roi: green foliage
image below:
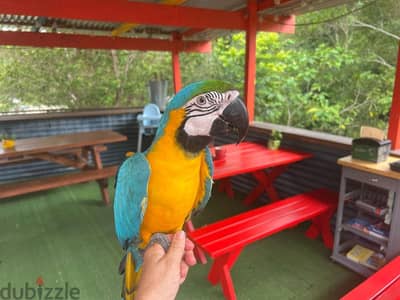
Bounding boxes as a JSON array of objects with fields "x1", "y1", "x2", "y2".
[
  {"x1": 0, "y1": 48, "x2": 173, "y2": 109},
  {"x1": 209, "y1": 0, "x2": 398, "y2": 137},
  {"x1": 0, "y1": 0, "x2": 398, "y2": 138}
]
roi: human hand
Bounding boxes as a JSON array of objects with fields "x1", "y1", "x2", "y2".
[{"x1": 135, "y1": 231, "x2": 197, "y2": 300}]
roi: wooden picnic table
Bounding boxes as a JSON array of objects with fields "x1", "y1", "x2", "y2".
[
  {"x1": 212, "y1": 142, "x2": 312, "y2": 204},
  {"x1": 0, "y1": 130, "x2": 127, "y2": 204}
]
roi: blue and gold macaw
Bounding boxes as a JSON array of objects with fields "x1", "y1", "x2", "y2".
[{"x1": 114, "y1": 80, "x2": 249, "y2": 299}]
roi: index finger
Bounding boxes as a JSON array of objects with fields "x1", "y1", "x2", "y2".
[{"x1": 185, "y1": 238, "x2": 195, "y2": 251}]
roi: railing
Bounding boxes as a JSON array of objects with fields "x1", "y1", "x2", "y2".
[
  {"x1": 0, "y1": 107, "x2": 142, "y2": 121},
  {"x1": 0, "y1": 109, "x2": 140, "y2": 183},
  {"x1": 0, "y1": 108, "x2": 352, "y2": 199}
]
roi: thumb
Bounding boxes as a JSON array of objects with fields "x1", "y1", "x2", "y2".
[
  {"x1": 166, "y1": 231, "x2": 186, "y2": 263},
  {"x1": 144, "y1": 243, "x2": 165, "y2": 263}
]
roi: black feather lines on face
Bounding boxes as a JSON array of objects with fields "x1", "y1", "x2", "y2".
[
  {"x1": 175, "y1": 92, "x2": 224, "y2": 154},
  {"x1": 184, "y1": 95, "x2": 219, "y2": 118},
  {"x1": 176, "y1": 118, "x2": 212, "y2": 155}
]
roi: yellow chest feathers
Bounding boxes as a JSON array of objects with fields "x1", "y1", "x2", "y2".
[{"x1": 140, "y1": 109, "x2": 210, "y2": 243}]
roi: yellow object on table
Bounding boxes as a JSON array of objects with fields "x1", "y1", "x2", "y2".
[
  {"x1": 2, "y1": 139, "x2": 15, "y2": 149},
  {"x1": 125, "y1": 151, "x2": 135, "y2": 157}
]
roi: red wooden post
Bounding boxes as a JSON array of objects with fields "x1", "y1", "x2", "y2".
[
  {"x1": 221, "y1": 265, "x2": 237, "y2": 300},
  {"x1": 320, "y1": 210, "x2": 335, "y2": 249},
  {"x1": 244, "y1": 0, "x2": 257, "y2": 122},
  {"x1": 208, "y1": 254, "x2": 231, "y2": 285},
  {"x1": 388, "y1": 42, "x2": 400, "y2": 149},
  {"x1": 172, "y1": 51, "x2": 181, "y2": 92},
  {"x1": 172, "y1": 34, "x2": 182, "y2": 93},
  {"x1": 305, "y1": 195, "x2": 337, "y2": 249},
  {"x1": 208, "y1": 248, "x2": 243, "y2": 285}
]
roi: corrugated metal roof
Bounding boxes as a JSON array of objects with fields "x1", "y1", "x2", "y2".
[{"x1": 0, "y1": 0, "x2": 356, "y2": 41}]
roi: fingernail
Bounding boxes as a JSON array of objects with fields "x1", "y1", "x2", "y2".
[{"x1": 176, "y1": 230, "x2": 185, "y2": 239}]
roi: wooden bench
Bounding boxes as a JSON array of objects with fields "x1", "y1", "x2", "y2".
[
  {"x1": 188, "y1": 188, "x2": 338, "y2": 300},
  {"x1": 341, "y1": 256, "x2": 400, "y2": 300},
  {"x1": 0, "y1": 165, "x2": 118, "y2": 204}
]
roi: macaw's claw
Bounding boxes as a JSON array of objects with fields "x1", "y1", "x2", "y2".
[{"x1": 146, "y1": 233, "x2": 171, "y2": 253}]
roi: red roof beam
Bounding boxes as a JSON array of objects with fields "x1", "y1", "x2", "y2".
[
  {"x1": 0, "y1": 31, "x2": 212, "y2": 53},
  {"x1": 0, "y1": 0, "x2": 246, "y2": 31}
]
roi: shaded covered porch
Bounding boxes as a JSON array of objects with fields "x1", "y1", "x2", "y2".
[
  {"x1": 1, "y1": 108, "x2": 360, "y2": 299},
  {"x1": 1, "y1": 0, "x2": 400, "y2": 299}
]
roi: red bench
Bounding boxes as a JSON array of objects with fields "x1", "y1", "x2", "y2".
[
  {"x1": 341, "y1": 256, "x2": 400, "y2": 300},
  {"x1": 188, "y1": 188, "x2": 338, "y2": 300}
]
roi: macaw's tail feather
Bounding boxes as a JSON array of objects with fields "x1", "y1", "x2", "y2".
[
  {"x1": 118, "y1": 253, "x2": 127, "y2": 275},
  {"x1": 121, "y1": 252, "x2": 142, "y2": 300}
]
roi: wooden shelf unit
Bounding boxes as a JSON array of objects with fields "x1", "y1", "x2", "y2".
[{"x1": 332, "y1": 156, "x2": 400, "y2": 276}]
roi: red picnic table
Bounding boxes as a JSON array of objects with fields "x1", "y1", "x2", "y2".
[
  {"x1": 186, "y1": 141, "x2": 313, "y2": 264},
  {"x1": 212, "y1": 141, "x2": 312, "y2": 205}
]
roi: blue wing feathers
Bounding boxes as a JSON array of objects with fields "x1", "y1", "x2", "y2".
[{"x1": 114, "y1": 153, "x2": 150, "y2": 248}]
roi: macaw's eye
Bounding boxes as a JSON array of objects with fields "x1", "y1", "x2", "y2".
[{"x1": 196, "y1": 96, "x2": 207, "y2": 106}]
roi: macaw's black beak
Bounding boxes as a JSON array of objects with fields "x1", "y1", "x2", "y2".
[{"x1": 210, "y1": 96, "x2": 249, "y2": 143}]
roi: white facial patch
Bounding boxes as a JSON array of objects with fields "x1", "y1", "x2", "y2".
[{"x1": 183, "y1": 90, "x2": 239, "y2": 136}]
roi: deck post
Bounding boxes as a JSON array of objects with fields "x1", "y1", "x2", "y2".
[
  {"x1": 244, "y1": 0, "x2": 257, "y2": 122},
  {"x1": 388, "y1": 41, "x2": 400, "y2": 149},
  {"x1": 172, "y1": 33, "x2": 182, "y2": 93}
]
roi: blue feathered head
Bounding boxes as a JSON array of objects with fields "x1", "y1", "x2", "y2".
[{"x1": 152, "y1": 80, "x2": 249, "y2": 153}]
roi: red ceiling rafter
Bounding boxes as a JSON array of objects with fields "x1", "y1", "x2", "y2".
[
  {"x1": 0, "y1": 31, "x2": 212, "y2": 53},
  {"x1": 0, "y1": 0, "x2": 246, "y2": 31}
]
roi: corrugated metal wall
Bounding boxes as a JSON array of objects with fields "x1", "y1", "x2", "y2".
[
  {"x1": 0, "y1": 111, "x2": 154, "y2": 184},
  {"x1": 1, "y1": 111, "x2": 351, "y2": 202}
]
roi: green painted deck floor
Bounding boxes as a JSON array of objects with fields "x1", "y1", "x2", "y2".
[{"x1": 0, "y1": 180, "x2": 363, "y2": 300}]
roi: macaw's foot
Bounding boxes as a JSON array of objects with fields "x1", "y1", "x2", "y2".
[{"x1": 146, "y1": 232, "x2": 171, "y2": 253}]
